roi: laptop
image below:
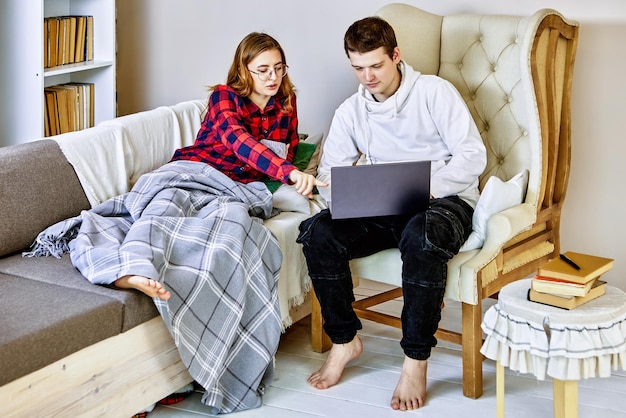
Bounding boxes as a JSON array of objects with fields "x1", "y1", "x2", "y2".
[{"x1": 329, "y1": 160, "x2": 431, "y2": 219}]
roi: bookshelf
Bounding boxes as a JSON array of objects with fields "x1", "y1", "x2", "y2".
[{"x1": 0, "y1": 0, "x2": 115, "y2": 147}]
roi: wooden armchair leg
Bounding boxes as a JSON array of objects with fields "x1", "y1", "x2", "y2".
[
  {"x1": 310, "y1": 289, "x2": 331, "y2": 352},
  {"x1": 461, "y1": 301, "x2": 484, "y2": 399}
]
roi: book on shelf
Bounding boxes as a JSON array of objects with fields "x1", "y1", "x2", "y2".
[
  {"x1": 89, "y1": 82, "x2": 94, "y2": 127},
  {"x1": 74, "y1": 16, "x2": 87, "y2": 63},
  {"x1": 44, "y1": 15, "x2": 93, "y2": 69},
  {"x1": 86, "y1": 15, "x2": 94, "y2": 61},
  {"x1": 68, "y1": 16, "x2": 77, "y2": 64},
  {"x1": 44, "y1": 89, "x2": 59, "y2": 136},
  {"x1": 537, "y1": 251, "x2": 614, "y2": 284},
  {"x1": 43, "y1": 18, "x2": 48, "y2": 69},
  {"x1": 529, "y1": 280, "x2": 607, "y2": 310},
  {"x1": 50, "y1": 85, "x2": 82, "y2": 132},
  {"x1": 531, "y1": 275, "x2": 599, "y2": 297},
  {"x1": 43, "y1": 82, "x2": 95, "y2": 137},
  {"x1": 44, "y1": 96, "x2": 50, "y2": 137},
  {"x1": 46, "y1": 17, "x2": 59, "y2": 69},
  {"x1": 65, "y1": 82, "x2": 94, "y2": 130},
  {"x1": 57, "y1": 17, "x2": 66, "y2": 66},
  {"x1": 47, "y1": 86, "x2": 71, "y2": 134}
]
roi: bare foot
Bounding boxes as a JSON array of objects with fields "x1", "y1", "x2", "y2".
[
  {"x1": 307, "y1": 336, "x2": 363, "y2": 389},
  {"x1": 390, "y1": 356, "x2": 427, "y2": 410},
  {"x1": 114, "y1": 275, "x2": 171, "y2": 301}
]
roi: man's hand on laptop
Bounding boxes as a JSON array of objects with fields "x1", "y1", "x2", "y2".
[{"x1": 289, "y1": 170, "x2": 328, "y2": 199}]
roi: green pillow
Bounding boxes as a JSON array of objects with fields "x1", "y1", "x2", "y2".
[
  {"x1": 264, "y1": 142, "x2": 318, "y2": 193},
  {"x1": 292, "y1": 142, "x2": 318, "y2": 171}
]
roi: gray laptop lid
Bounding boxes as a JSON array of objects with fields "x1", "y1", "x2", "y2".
[{"x1": 330, "y1": 160, "x2": 431, "y2": 219}]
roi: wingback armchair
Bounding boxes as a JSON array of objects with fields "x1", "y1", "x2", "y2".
[{"x1": 310, "y1": 3, "x2": 579, "y2": 399}]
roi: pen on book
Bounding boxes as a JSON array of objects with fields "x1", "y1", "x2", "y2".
[{"x1": 560, "y1": 253, "x2": 581, "y2": 270}]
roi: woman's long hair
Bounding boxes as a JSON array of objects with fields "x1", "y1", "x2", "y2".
[{"x1": 213, "y1": 32, "x2": 296, "y2": 113}]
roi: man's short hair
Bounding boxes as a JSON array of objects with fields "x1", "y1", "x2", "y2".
[{"x1": 344, "y1": 16, "x2": 398, "y2": 58}]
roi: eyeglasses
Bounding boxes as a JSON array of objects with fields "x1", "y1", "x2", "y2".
[{"x1": 248, "y1": 64, "x2": 289, "y2": 81}]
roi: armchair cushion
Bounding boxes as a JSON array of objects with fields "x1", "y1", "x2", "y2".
[{"x1": 460, "y1": 170, "x2": 529, "y2": 251}]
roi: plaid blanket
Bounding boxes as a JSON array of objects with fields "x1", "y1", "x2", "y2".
[{"x1": 25, "y1": 160, "x2": 283, "y2": 414}]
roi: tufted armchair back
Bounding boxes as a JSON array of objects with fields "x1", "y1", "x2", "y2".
[
  {"x1": 379, "y1": 4, "x2": 576, "y2": 212},
  {"x1": 310, "y1": 3, "x2": 579, "y2": 400},
  {"x1": 439, "y1": 13, "x2": 540, "y2": 199}
]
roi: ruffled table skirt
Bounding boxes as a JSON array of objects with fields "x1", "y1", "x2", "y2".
[{"x1": 481, "y1": 279, "x2": 626, "y2": 381}]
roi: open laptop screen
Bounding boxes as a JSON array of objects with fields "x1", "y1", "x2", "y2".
[{"x1": 329, "y1": 160, "x2": 431, "y2": 219}]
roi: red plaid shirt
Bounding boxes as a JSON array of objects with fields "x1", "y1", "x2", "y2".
[{"x1": 171, "y1": 85, "x2": 299, "y2": 184}]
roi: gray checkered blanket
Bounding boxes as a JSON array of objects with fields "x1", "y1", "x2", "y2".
[{"x1": 25, "y1": 160, "x2": 283, "y2": 414}]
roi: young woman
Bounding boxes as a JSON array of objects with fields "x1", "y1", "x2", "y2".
[
  {"x1": 29, "y1": 32, "x2": 326, "y2": 414},
  {"x1": 115, "y1": 32, "x2": 325, "y2": 299}
]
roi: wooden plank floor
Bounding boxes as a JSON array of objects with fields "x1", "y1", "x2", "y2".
[{"x1": 149, "y1": 280, "x2": 626, "y2": 417}]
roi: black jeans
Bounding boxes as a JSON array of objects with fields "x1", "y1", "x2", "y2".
[{"x1": 297, "y1": 196, "x2": 473, "y2": 360}]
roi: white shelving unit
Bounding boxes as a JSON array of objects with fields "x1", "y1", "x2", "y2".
[{"x1": 0, "y1": 0, "x2": 115, "y2": 147}]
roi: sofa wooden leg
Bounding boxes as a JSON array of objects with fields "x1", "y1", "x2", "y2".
[
  {"x1": 310, "y1": 289, "x2": 331, "y2": 352},
  {"x1": 461, "y1": 301, "x2": 483, "y2": 399}
]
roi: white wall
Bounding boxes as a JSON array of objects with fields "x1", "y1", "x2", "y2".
[{"x1": 117, "y1": 0, "x2": 626, "y2": 288}]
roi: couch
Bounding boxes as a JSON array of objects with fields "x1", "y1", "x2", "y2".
[{"x1": 0, "y1": 99, "x2": 321, "y2": 416}]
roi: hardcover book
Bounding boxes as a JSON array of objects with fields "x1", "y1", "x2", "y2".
[
  {"x1": 531, "y1": 275, "x2": 598, "y2": 297},
  {"x1": 529, "y1": 280, "x2": 606, "y2": 310},
  {"x1": 537, "y1": 252, "x2": 614, "y2": 284}
]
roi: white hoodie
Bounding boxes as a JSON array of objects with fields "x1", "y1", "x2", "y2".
[{"x1": 317, "y1": 61, "x2": 486, "y2": 207}]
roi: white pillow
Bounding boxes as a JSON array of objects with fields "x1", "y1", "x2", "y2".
[
  {"x1": 272, "y1": 184, "x2": 312, "y2": 214},
  {"x1": 270, "y1": 133, "x2": 324, "y2": 214},
  {"x1": 460, "y1": 170, "x2": 529, "y2": 252}
]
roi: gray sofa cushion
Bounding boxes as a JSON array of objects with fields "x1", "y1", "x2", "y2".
[
  {"x1": 0, "y1": 140, "x2": 90, "y2": 257},
  {"x1": 0, "y1": 273, "x2": 123, "y2": 386},
  {"x1": 0, "y1": 254, "x2": 159, "y2": 331}
]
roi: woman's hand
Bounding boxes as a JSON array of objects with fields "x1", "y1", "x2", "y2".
[{"x1": 288, "y1": 169, "x2": 328, "y2": 198}]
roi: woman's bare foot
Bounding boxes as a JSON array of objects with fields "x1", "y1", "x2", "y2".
[
  {"x1": 390, "y1": 356, "x2": 428, "y2": 410},
  {"x1": 307, "y1": 336, "x2": 363, "y2": 389},
  {"x1": 114, "y1": 275, "x2": 171, "y2": 301}
]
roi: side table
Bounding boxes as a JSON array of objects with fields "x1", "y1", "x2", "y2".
[{"x1": 481, "y1": 278, "x2": 626, "y2": 418}]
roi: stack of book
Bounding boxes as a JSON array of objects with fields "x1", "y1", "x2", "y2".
[
  {"x1": 529, "y1": 251, "x2": 614, "y2": 309},
  {"x1": 44, "y1": 82, "x2": 95, "y2": 136},
  {"x1": 44, "y1": 15, "x2": 94, "y2": 69}
]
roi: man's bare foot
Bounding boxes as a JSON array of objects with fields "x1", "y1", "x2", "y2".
[
  {"x1": 390, "y1": 356, "x2": 427, "y2": 410},
  {"x1": 114, "y1": 275, "x2": 171, "y2": 301},
  {"x1": 307, "y1": 336, "x2": 363, "y2": 389}
]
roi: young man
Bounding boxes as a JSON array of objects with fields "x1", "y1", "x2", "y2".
[{"x1": 297, "y1": 17, "x2": 486, "y2": 410}]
